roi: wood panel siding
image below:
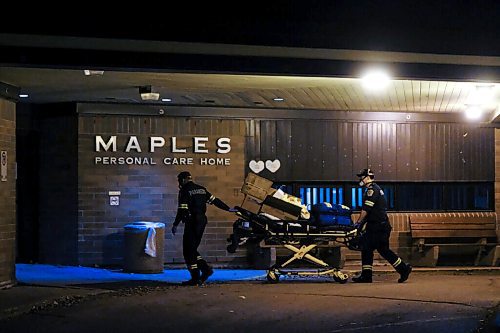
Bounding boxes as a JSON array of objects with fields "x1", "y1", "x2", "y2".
[
  {"x1": 381, "y1": 122, "x2": 397, "y2": 178},
  {"x1": 249, "y1": 120, "x2": 494, "y2": 182},
  {"x1": 276, "y1": 121, "x2": 292, "y2": 180}
]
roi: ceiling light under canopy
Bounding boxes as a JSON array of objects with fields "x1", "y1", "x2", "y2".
[
  {"x1": 361, "y1": 70, "x2": 391, "y2": 92},
  {"x1": 139, "y1": 85, "x2": 160, "y2": 101},
  {"x1": 465, "y1": 105, "x2": 483, "y2": 120}
]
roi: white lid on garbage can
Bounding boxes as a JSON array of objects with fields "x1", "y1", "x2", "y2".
[{"x1": 124, "y1": 221, "x2": 165, "y2": 232}]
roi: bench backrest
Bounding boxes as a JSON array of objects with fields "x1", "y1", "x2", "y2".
[{"x1": 409, "y1": 215, "x2": 497, "y2": 238}]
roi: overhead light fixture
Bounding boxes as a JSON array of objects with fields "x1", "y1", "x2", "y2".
[
  {"x1": 273, "y1": 97, "x2": 284, "y2": 101},
  {"x1": 464, "y1": 105, "x2": 483, "y2": 120},
  {"x1": 161, "y1": 98, "x2": 172, "y2": 102},
  {"x1": 18, "y1": 94, "x2": 29, "y2": 98},
  {"x1": 361, "y1": 70, "x2": 391, "y2": 92},
  {"x1": 139, "y1": 85, "x2": 160, "y2": 101}
]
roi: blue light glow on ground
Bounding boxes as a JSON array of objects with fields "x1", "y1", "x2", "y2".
[{"x1": 16, "y1": 264, "x2": 266, "y2": 286}]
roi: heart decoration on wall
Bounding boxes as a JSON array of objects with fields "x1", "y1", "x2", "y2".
[
  {"x1": 249, "y1": 160, "x2": 265, "y2": 174},
  {"x1": 248, "y1": 159, "x2": 281, "y2": 173},
  {"x1": 265, "y1": 159, "x2": 281, "y2": 173}
]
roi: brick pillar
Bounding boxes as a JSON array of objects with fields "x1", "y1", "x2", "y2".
[
  {"x1": 0, "y1": 99, "x2": 16, "y2": 288},
  {"x1": 495, "y1": 129, "x2": 500, "y2": 236}
]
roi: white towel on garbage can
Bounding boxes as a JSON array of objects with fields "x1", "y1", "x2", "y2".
[{"x1": 144, "y1": 226, "x2": 157, "y2": 257}]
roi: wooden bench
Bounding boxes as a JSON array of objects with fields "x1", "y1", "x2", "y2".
[{"x1": 409, "y1": 215, "x2": 499, "y2": 266}]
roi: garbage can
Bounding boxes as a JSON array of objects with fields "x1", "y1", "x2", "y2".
[{"x1": 123, "y1": 222, "x2": 165, "y2": 273}]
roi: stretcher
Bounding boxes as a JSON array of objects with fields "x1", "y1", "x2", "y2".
[{"x1": 227, "y1": 206, "x2": 362, "y2": 283}]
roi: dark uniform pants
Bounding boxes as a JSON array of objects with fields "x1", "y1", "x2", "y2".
[
  {"x1": 361, "y1": 223, "x2": 399, "y2": 267},
  {"x1": 183, "y1": 214, "x2": 208, "y2": 266}
]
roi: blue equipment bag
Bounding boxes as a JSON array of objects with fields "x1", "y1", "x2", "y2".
[{"x1": 311, "y1": 203, "x2": 352, "y2": 226}]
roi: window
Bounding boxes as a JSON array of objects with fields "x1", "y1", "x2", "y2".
[
  {"x1": 296, "y1": 186, "x2": 343, "y2": 210},
  {"x1": 445, "y1": 183, "x2": 492, "y2": 210},
  {"x1": 275, "y1": 182, "x2": 493, "y2": 212},
  {"x1": 396, "y1": 183, "x2": 443, "y2": 210}
]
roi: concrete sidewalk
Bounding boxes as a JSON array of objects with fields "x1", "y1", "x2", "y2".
[{"x1": 14, "y1": 263, "x2": 267, "y2": 286}]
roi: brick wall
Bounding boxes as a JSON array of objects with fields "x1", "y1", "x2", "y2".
[
  {"x1": 496, "y1": 129, "x2": 500, "y2": 237},
  {"x1": 0, "y1": 99, "x2": 16, "y2": 288},
  {"x1": 78, "y1": 115, "x2": 246, "y2": 267}
]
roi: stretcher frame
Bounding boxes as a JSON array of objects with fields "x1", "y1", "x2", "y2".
[{"x1": 227, "y1": 206, "x2": 361, "y2": 283}]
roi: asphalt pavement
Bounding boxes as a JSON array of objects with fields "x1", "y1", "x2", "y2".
[{"x1": 0, "y1": 264, "x2": 499, "y2": 332}]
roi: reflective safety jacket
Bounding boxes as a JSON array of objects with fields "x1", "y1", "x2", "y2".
[{"x1": 361, "y1": 182, "x2": 389, "y2": 230}]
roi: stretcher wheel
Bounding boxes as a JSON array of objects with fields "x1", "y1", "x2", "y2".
[
  {"x1": 333, "y1": 272, "x2": 349, "y2": 284},
  {"x1": 266, "y1": 270, "x2": 279, "y2": 283}
]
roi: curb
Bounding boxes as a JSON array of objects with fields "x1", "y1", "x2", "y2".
[{"x1": 0, "y1": 286, "x2": 113, "y2": 321}]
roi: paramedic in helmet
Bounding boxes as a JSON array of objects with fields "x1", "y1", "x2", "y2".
[
  {"x1": 353, "y1": 168, "x2": 412, "y2": 283},
  {"x1": 171, "y1": 171, "x2": 235, "y2": 286}
]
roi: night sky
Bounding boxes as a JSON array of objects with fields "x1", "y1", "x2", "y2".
[{"x1": 2, "y1": 1, "x2": 499, "y2": 56}]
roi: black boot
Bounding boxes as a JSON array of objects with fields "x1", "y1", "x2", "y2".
[
  {"x1": 200, "y1": 266, "x2": 214, "y2": 284},
  {"x1": 352, "y1": 270, "x2": 372, "y2": 283},
  {"x1": 197, "y1": 259, "x2": 214, "y2": 284},
  {"x1": 181, "y1": 268, "x2": 200, "y2": 286},
  {"x1": 396, "y1": 263, "x2": 412, "y2": 283}
]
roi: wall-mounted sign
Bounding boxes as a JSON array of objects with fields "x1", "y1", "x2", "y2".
[
  {"x1": 1, "y1": 151, "x2": 7, "y2": 182},
  {"x1": 110, "y1": 196, "x2": 120, "y2": 206},
  {"x1": 109, "y1": 191, "x2": 121, "y2": 205},
  {"x1": 94, "y1": 135, "x2": 232, "y2": 166}
]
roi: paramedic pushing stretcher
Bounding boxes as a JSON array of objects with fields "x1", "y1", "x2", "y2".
[
  {"x1": 171, "y1": 171, "x2": 233, "y2": 286},
  {"x1": 353, "y1": 168, "x2": 412, "y2": 283}
]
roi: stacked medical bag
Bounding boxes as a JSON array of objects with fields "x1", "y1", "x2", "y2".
[{"x1": 310, "y1": 202, "x2": 353, "y2": 226}]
